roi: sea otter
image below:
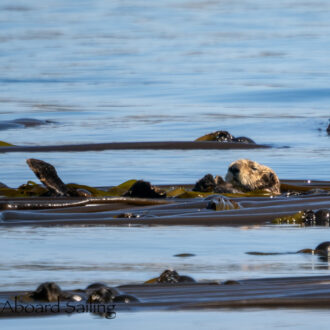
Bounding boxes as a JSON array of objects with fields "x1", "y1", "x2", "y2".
[
  {"x1": 194, "y1": 159, "x2": 280, "y2": 194},
  {"x1": 225, "y1": 159, "x2": 280, "y2": 194}
]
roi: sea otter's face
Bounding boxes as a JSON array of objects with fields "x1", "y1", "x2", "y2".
[{"x1": 225, "y1": 159, "x2": 280, "y2": 194}]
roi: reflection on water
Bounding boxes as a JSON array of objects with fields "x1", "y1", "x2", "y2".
[
  {"x1": 2, "y1": 309, "x2": 330, "y2": 329},
  {"x1": 0, "y1": 226, "x2": 329, "y2": 291}
]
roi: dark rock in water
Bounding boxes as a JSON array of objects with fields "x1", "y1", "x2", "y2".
[
  {"x1": 196, "y1": 130, "x2": 255, "y2": 144},
  {"x1": 302, "y1": 210, "x2": 316, "y2": 226},
  {"x1": 212, "y1": 131, "x2": 234, "y2": 142},
  {"x1": 114, "y1": 294, "x2": 139, "y2": 303},
  {"x1": 315, "y1": 209, "x2": 330, "y2": 226},
  {"x1": 232, "y1": 136, "x2": 255, "y2": 144},
  {"x1": 87, "y1": 287, "x2": 115, "y2": 304},
  {"x1": 123, "y1": 180, "x2": 166, "y2": 198},
  {"x1": 26, "y1": 158, "x2": 70, "y2": 197},
  {"x1": 31, "y1": 282, "x2": 62, "y2": 302},
  {"x1": 193, "y1": 174, "x2": 216, "y2": 192},
  {"x1": 86, "y1": 283, "x2": 119, "y2": 300},
  {"x1": 315, "y1": 241, "x2": 330, "y2": 260},
  {"x1": 157, "y1": 270, "x2": 195, "y2": 284},
  {"x1": 302, "y1": 209, "x2": 330, "y2": 226}
]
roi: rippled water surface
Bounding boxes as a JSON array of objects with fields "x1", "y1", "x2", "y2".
[{"x1": 0, "y1": 0, "x2": 330, "y2": 328}]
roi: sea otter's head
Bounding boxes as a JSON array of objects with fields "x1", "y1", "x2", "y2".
[{"x1": 225, "y1": 159, "x2": 280, "y2": 194}]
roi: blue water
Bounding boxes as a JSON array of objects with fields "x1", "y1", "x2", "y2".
[{"x1": 0, "y1": 0, "x2": 330, "y2": 327}]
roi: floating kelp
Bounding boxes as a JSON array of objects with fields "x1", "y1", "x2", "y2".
[
  {"x1": 273, "y1": 209, "x2": 330, "y2": 226},
  {"x1": 281, "y1": 183, "x2": 330, "y2": 194},
  {"x1": 106, "y1": 179, "x2": 137, "y2": 196},
  {"x1": 0, "y1": 181, "x2": 48, "y2": 198},
  {"x1": 174, "y1": 190, "x2": 214, "y2": 198},
  {"x1": 207, "y1": 197, "x2": 241, "y2": 211},
  {"x1": 247, "y1": 241, "x2": 330, "y2": 262},
  {"x1": 0, "y1": 141, "x2": 14, "y2": 147},
  {"x1": 272, "y1": 211, "x2": 304, "y2": 224},
  {"x1": 67, "y1": 183, "x2": 110, "y2": 197},
  {"x1": 0, "y1": 141, "x2": 269, "y2": 153},
  {"x1": 3, "y1": 275, "x2": 330, "y2": 317}
]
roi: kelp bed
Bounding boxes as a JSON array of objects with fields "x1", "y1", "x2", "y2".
[
  {"x1": 0, "y1": 140, "x2": 269, "y2": 153},
  {"x1": 0, "y1": 179, "x2": 329, "y2": 227},
  {"x1": 1, "y1": 275, "x2": 330, "y2": 318}
]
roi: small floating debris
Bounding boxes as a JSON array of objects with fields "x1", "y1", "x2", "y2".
[{"x1": 174, "y1": 253, "x2": 196, "y2": 258}]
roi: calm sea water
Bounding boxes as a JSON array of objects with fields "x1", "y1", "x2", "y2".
[{"x1": 0, "y1": 0, "x2": 329, "y2": 327}]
